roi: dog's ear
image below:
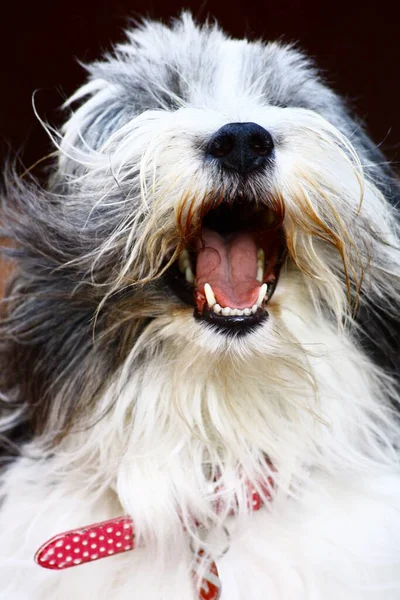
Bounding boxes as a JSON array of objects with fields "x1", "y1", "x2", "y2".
[
  {"x1": 61, "y1": 77, "x2": 129, "y2": 163},
  {"x1": 350, "y1": 124, "x2": 400, "y2": 209},
  {"x1": 345, "y1": 124, "x2": 400, "y2": 375}
]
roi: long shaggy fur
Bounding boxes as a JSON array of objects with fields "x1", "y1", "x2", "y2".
[{"x1": 1, "y1": 13, "x2": 400, "y2": 599}]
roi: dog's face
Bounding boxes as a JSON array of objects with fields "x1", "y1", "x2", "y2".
[{"x1": 56, "y1": 14, "x2": 396, "y2": 364}]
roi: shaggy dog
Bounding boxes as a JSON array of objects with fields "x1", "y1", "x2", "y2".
[{"x1": 1, "y1": 13, "x2": 400, "y2": 600}]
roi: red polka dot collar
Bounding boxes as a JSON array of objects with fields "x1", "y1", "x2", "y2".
[{"x1": 35, "y1": 475, "x2": 273, "y2": 600}]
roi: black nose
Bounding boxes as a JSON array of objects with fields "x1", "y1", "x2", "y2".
[{"x1": 207, "y1": 122, "x2": 274, "y2": 174}]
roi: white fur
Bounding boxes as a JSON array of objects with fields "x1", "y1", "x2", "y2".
[{"x1": 1, "y1": 14, "x2": 400, "y2": 600}]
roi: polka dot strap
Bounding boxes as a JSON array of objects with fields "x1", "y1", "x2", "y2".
[
  {"x1": 35, "y1": 479, "x2": 273, "y2": 600},
  {"x1": 35, "y1": 516, "x2": 134, "y2": 570},
  {"x1": 34, "y1": 516, "x2": 221, "y2": 598}
]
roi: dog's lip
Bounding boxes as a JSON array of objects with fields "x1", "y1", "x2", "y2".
[{"x1": 194, "y1": 304, "x2": 269, "y2": 336}]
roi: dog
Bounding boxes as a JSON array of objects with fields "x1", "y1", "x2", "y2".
[{"x1": 1, "y1": 12, "x2": 400, "y2": 599}]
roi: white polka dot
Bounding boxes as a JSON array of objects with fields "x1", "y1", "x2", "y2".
[
  {"x1": 116, "y1": 542, "x2": 122, "y2": 548},
  {"x1": 73, "y1": 559, "x2": 82, "y2": 565},
  {"x1": 106, "y1": 527, "x2": 113, "y2": 533},
  {"x1": 123, "y1": 524, "x2": 130, "y2": 529},
  {"x1": 66, "y1": 557, "x2": 72, "y2": 562},
  {"x1": 65, "y1": 545, "x2": 71, "y2": 550},
  {"x1": 57, "y1": 553, "x2": 63, "y2": 558},
  {"x1": 99, "y1": 535, "x2": 105, "y2": 541},
  {"x1": 49, "y1": 560, "x2": 55, "y2": 565},
  {"x1": 82, "y1": 540, "x2": 88, "y2": 546},
  {"x1": 39, "y1": 556, "x2": 46, "y2": 562},
  {"x1": 83, "y1": 551, "x2": 89, "y2": 557},
  {"x1": 124, "y1": 535, "x2": 131, "y2": 540},
  {"x1": 73, "y1": 536, "x2": 80, "y2": 542},
  {"x1": 91, "y1": 554, "x2": 98, "y2": 560},
  {"x1": 74, "y1": 548, "x2": 80, "y2": 554},
  {"x1": 100, "y1": 547, "x2": 105, "y2": 552},
  {"x1": 47, "y1": 549, "x2": 54, "y2": 555},
  {"x1": 124, "y1": 545, "x2": 132, "y2": 551},
  {"x1": 91, "y1": 543, "x2": 97, "y2": 549},
  {"x1": 107, "y1": 539, "x2": 114, "y2": 544},
  {"x1": 55, "y1": 541, "x2": 64, "y2": 548},
  {"x1": 107, "y1": 550, "x2": 114, "y2": 555},
  {"x1": 89, "y1": 532, "x2": 97, "y2": 538}
]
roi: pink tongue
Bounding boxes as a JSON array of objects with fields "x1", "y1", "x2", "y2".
[{"x1": 195, "y1": 228, "x2": 260, "y2": 310}]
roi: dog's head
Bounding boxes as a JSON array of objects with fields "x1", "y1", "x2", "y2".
[
  {"x1": 1, "y1": 15, "x2": 400, "y2": 520},
  {"x1": 51, "y1": 14, "x2": 399, "y2": 353}
]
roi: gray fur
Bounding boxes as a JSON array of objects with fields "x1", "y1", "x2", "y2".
[{"x1": 0, "y1": 13, "x2": 399, "y2": 457}]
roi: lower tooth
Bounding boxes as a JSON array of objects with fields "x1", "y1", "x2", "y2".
[
  {"x1": 204, "y1": 283, "x2": 217, "y2": 307},
  {"x1": 212, "y1": 304, "x2": 262, "y2": 317}
]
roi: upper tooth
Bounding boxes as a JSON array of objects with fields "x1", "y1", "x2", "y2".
[
  {"x1": 257, "y1": 283, "x2": 268, "y2": 306},
  {"x1": 179, "y1": 249, "x2": 190, "y2": 273},
  {"x1": 185, "y1": 267, "x2": 195, "y2": 284},
  {"x1": 257, "y1": 248, "x2": 265, "y2": 282},
  {"x1": 204, "y1": 283, "x2": 217, "y2": 307}
]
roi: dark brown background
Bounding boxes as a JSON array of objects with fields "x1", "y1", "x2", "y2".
[{"x1": 0, "y1": 1, "x2": 399, "y2": 170}]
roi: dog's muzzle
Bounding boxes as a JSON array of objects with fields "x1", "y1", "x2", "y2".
[
  {"x1": 166, "y1": 122, "x2": 285, "y2": 336},
  {"x1": 167, "y1": 195, "x2": 286, "y2": 336}
]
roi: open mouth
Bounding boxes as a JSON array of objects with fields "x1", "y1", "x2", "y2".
[{"x1": 167, "y1": 197, "x2": 286, "y2": 335}]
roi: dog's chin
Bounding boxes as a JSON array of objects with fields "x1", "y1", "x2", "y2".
[{"x1": 166, "y1": 194, "x2": 286, "y2": 338}]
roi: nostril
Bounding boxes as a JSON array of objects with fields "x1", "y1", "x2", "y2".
[
  {"x1": 208, "y1": 134, "x2": 235, "y2": 158},
  {"x1": 249, "y1": 131, "x2": 274, "y2": 156}
]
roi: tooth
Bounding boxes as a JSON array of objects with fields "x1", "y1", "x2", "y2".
[
  {"x1": 213, "y1": 304, "x2": 222, "y2": 314},
  {"x1": 222, "y1": 307, "x2": 232, "y2": 316},
  {"x1": 251, "y1": 304, "x2": 258, "y2": 314},
  {"x1": 257, "y1": 248, "x2": 265, "y2": 283},
  {"x1": 179, "y1": 249, "x2": 190, "y2": 273},
  {"x1": 231, "y1": 309, "x2": 239, "y2": 316},
  {"x1": 204, "y1": 283, "x2": 217, "y2": 307},
  {"x1": 244, "y1": 308, "x2": 251, "y2": 316},
  {"x1": 185, "y1": 266, "x2": 195, "y2": 284},
  {"x1": 257, "y1": 283, "x2": 268, "y2": 306},
  {"x1": 236, "y1": 309, "x2": 243, "y2": 316}
]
